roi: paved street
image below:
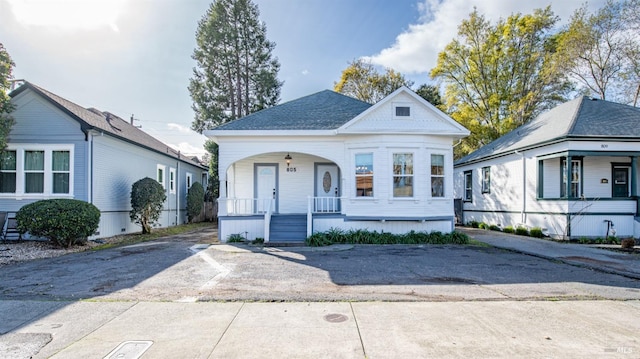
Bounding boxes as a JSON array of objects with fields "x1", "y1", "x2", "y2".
[{"x1": 1, "y1": 226, "x2": 640, "y2": 358}]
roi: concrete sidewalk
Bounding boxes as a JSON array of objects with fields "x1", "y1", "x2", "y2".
[
  {"x1": 1, "y1": 300, "x2": 639, "y2": 358},
  {"x1": 460, "y1": 228, "x2": 640, "y2": 280}
]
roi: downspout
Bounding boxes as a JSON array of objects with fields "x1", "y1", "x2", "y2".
[
  {"x1": 88, "y1": 131, "x2": 93, "y2": 204},
  {"x1": 176, "y1": 161, "x2": 180, "y2": 226},
  {"x1": 515, "y1": 150, "x2": 526, "y2": 224}
]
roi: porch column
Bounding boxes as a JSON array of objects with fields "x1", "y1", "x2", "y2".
[
  {"x1": 632, "y1": 156, "x2": 638, "y2": 215},
  {"x1": 565, "y1": 156, "x2": 572, "y2": 237}
]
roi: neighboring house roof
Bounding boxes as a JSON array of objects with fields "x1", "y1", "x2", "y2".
[
  {"x1": 9, "y1": 82, "x2": 206, "y2": 169},
  {"x1": 455, "y1": 96, "x2": 640, "y2": 166},
  {"x1": 213, "y1": 90, "x2": 372, "y2": 131}
]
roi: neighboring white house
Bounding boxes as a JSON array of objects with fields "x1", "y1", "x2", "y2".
[
  {"x1": 205, "y1": 86, "x2": 470, "y2": 243},
  {"x1": 2, "y1": 81, "x2": 208, "y2": 239},
  {"x1": 453, "y1": 96, "x2": 640, "y2": 239}
]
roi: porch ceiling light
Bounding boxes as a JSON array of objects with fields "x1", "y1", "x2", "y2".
[{"x1": 285, "y1": 153, "x2": 292, "y2": 167}]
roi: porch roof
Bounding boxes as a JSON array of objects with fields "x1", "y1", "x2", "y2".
[
  {"x1": 211, "y1": 90, "x2": 371, "y2": 131},
  {"x1": 455, "y1": 96, "x2": 640, "y2": 166}
]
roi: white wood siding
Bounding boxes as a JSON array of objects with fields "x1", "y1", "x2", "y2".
[{"x1": 343, "y1": 92, "x2": 464, "y2": 134}]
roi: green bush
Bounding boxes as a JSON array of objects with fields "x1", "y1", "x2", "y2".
[
  {"x1": 503, "y1": 226, "x2": 514, "y2": 234},
  {"x1": 468, "y1": 221, "x2": 480, "y2": 228},
  {"x1": 529, "y1": 227, "x2": 544, "y2": 238},
  {"x1": 515, "y1": 226, "x2": 529, "y2": 236},
  {"x1": 478, "y1": 222, "x2": 489, "y2": 230},
  {"x1": 16, "y1": 199, "x2": 100, "y2": 248},
  {"x1": 130, "y1": 177, "x2": 166, "y2": 234},
  {"x1": 227, "y1": 233, "x2": 245, "y2": 242},
  {"x1": 305, "y1": 228, "x2": 469, "y2": 246},
  {"x1": 489, "y1": 224, "x2": 501, "y2": 231},
  {"x1": 187, "y1": 182, "x2": 205, "y2": 223}
]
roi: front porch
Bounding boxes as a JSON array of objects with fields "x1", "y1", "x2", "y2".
[
  {"x1": 536, "y1": 151, "x2": 640, "y2": 238},
  {"x1": 217, "y1": 152, "x2": 343, "y2": 242}
]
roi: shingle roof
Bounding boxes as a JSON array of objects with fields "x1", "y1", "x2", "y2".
[
  {"x1": 214, "y1": 90, "x2": 372, "y2": 131},
  {"x1": 455, "y1": 96, "x2": 640, "y2": 166},
  {"x1": 10, "y1": 82, "x2": 206, "y2": 169}
]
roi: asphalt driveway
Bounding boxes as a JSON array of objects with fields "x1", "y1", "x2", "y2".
[{"x1": 1, "y1": 226, "x2": 639, "y2": 302}]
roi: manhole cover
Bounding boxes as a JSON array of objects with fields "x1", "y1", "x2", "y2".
[
  {"x1": 104, "y1": 340, "x2": 153, "y2": 359},
  {"x1": 324, "y1": 313, "x2": 348, "y2": 323}
]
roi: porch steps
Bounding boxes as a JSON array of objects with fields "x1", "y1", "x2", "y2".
[{"x1": 269, "y1": 214, "x2": 307, "y2": 243}]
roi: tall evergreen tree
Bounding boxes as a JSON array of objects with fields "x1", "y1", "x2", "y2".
[
  {"x1": 0, "y1": 43, "x2": 15, "y2": 152},
  {"x1": 431, "y1": 7, "x2": 571, "y2": 158},
  {"x1": 189, "y1": 0, "x2": 282, "y2": 133}
]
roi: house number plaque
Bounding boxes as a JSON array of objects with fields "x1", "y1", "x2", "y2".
[{"x1": 286, "y1": 167, "x2": 297, "y2": 172}]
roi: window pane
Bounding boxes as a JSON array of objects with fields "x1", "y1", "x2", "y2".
[
  {"x1": 393, "y1": 154, "x2": 413, "y2": 175},
  {"x1": 52, "y1": 151, "x2": 70, "y2": 171},
  {"x1": 25, "y1": 173, "x2": 44, "y2": 193},
  {"x1": 431, "y1": 177, "x2": 444, "y2": 197},
  {"x1": 0, "y1": 173, "x2": 16, "y2": 193},
  {"x1": 355, "y1": 154, "x2": 373, "y2": 174},
  {"x1": 158, "y1": 168, "x2": 164, "y2": 183},
  {"x1": 395, "y1": 106, "x2": 410, "y2": 116},
  {"x1": 431, "y1": 154, "x2": 444, "y2": 175},
  {"x1": 53, "y1": 173, "x2": 70, "y2": 193},
  {"x1": 1, "y1": 151, "x2": 16, "y2": 170},
  {"x1": 393, "y1": 176, "x2": 413, "y2": 197},
  {"x1": 25, "y1": 151, "x2": 44, "y2": 171}
]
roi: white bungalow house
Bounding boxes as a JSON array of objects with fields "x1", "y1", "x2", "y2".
[
  {"x1": 2, "y1": 81, "x2": 208, "y2": 240},
  {"x1": 205, "y1": 87, "x2": 470, "y2": 243},
  {"x1": 453, "y1": 96, "x2": 640, "y2": 239}
]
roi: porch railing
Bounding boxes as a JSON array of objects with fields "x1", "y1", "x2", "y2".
[
  {"x1": 218, "y1": 197, "x2": 275, "y2": 216},
  {"x1": 264, "y1": 198, "x2": 273, "y2": 243},
  {"x1": 307, "y1": 196, "x2": 342, "y2": 237}
]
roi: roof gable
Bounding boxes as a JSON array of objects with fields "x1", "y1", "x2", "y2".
[
  {"x1": 10, "y1": 82, "x2": 206, "y2": 169},
  {"x1": 338, "y1": 87, "x2": 470, "y2": 136},
  {"x1": 213, "y1": 90, "x2": 371, "y2": 131},
  {"x1": 455, "y1": 96, "x2": 640, "y2": 166}
]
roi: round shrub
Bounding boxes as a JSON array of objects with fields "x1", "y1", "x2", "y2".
[
  {"x1": 187, "y1": 182, "x2": 205, "y2": 223},
  {"x1": 130, "y1": 177, "x2": 166, "y2": 234},
  {"x1": 16, "y1": 199, "x2": 100, "y2": 248},
  {"x1": 529, "y1": 227, "x2": 544, "y2": 238}
]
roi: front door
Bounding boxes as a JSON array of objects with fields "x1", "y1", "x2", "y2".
[
  {"x1": 315, "y1": 164, "x2": 339, "y2": 212},
  {"x1": 255, "y1": 164, "x2": 277, "y2": 213},
  {"x1": 613, "y1": 167, "x2": 630, "y2": 197}
]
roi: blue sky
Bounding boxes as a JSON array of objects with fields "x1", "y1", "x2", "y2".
[{"x1": 0, "y1": 0, "x2": 606, "y2": 157}]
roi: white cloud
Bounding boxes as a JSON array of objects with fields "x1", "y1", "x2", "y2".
[
  {"x1": 364, "y1": 0, "x2": 608, "y2": 75},
  {"x1": 168, "y1": 142, "x2": 207, "y2": 157},
  {"x1": 7, "y1": 0, "x2": 126, "y2": 31},
  {"x1": 301, "y1": 69, "x2": 310, "y2": 76},
  {"x1": 167, "y1": 123, "x2": 194, "y2": 134}
]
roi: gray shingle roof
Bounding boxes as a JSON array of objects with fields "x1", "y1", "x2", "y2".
[
  {"x1": 10, "y1": 82, "x2": 206, "y2": 169},
  {"x1": 455, "y1": 96, "x2": 640, "y2": 166},
  {"x1": 213, "y1": 90, "x2": 372, "y2": 131}
]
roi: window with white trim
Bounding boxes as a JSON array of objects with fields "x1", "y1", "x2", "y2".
[
  {"x1": 561, "y1": 158, "x2": 582, "y2": 198},
  {"x1": 393, "y1": 102, "x2": 412, "y2": 119},
  {"x1": 186, "y1": 172, "x2": 193, "y2": 191},
  {"x1": 0, "y1": 150, "x2": 17, "y2": 193},
  {"x1": 393, "y1": 153, "x2": 413, "y2": 197},
  {"x1": 430, "y1": 154, "x2": 444, "y2": 197},
  {"x1": 464, "y1": 170, "x2": 472, "y2": 202},
  {"x1": 0, "y1": 145, "x2": 73, "y2": 196},
  {"x1": 157, "y1": 165, "x2": 166, "y2": 188},
  {"x1": 355, "y1": 153, "x2": 374, "y2": 197},
  {"x1": 481, "y1": 166, "x2": 490, "y2": 194},
  {"x1": 169, "y1": 168, "x2": 176, "y2": 194}
]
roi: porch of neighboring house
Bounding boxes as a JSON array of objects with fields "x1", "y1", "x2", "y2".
[
  {"x1": 535, "y1": 151, "x2": 640, "y2": 238},
  {"x1": 217, "y1": 152, "x2": 343, "y2": 243}
]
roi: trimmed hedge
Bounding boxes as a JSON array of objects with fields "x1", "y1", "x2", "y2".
[
  {"x1": 16, "y1": 199, "x2": 100, "y2": 248},
  {"x1": 305, "y1": 228, "x2": 470, "y2": 247}
]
